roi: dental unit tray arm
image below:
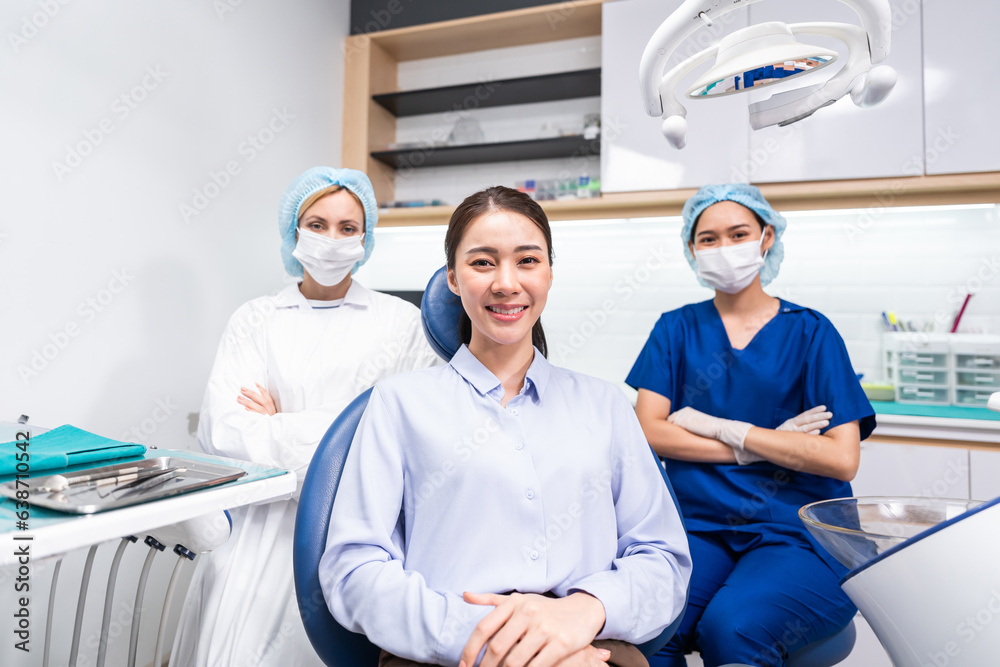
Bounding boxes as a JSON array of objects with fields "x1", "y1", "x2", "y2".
[{"x1": 640, "y1": 0, "x2": 895, "y2": 147}]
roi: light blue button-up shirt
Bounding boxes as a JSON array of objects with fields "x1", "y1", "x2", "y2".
[{"x1": 320, "y1": 345, "x2": 691, "y2": 665}]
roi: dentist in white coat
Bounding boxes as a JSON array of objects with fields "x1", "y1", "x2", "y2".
[{"x1": 172, "y1": 167, "x2": 440, "y2": 667}]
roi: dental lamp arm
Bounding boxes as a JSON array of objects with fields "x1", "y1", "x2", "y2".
[
  {"x1": 836, "y1": 0, "x2": 892, "y2": 62},
  {"x1": 640, "y1": 0, "x2": 767, "y2": 117},
  {"x1": 657, "y1": 46, "x2": 719, "y2": 148}
]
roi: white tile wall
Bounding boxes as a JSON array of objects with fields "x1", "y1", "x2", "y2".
[{"x1": 357, "y1": 203, "x2": 1000, "y2": 387}]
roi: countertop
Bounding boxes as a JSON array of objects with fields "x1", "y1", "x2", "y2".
[{"x1": 870, "y1": 402, "x2": 1000, "y2": 445}]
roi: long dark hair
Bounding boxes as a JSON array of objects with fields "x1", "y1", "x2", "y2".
[{"x1": 444, "y1": 186, "x2": 552, "y2": 357}]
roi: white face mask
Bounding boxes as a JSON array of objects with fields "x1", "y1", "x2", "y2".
[
  {"x1": 694, "y1": 234, "x2": 767, "y2": 294},
  {"x1": 292, "y1": 228, "x2": 366, "y2": 287}
]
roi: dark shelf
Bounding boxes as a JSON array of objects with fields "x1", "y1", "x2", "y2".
[
  {"x1": 371, "y1": 135, "x2": 599, "y2": 170},
  {"x1": 372, "y1": 68, "x2": 601, "y2": 117}
]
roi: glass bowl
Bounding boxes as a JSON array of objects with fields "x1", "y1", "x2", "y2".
[{"x1": 798, "y1": 496, "x2": 983, "y2": 571}]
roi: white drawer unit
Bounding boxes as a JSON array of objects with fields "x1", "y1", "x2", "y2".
[
  {"x1": 950, "y1": 335, "x2": 1000, "y2": 407},
  {"x1": 883, "y1": 333, "x2": 1000, "y2": 407},
  {"x1": 883, "y1": 333, "x2": 951, "y2": 406}
]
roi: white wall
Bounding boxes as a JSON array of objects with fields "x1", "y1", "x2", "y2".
[
  {"x1": 1, "y1": 0, "x2": 349, "y2": 447},
  {"x1": 0, "y1": 2, "x2": 350, "y2": 666}
]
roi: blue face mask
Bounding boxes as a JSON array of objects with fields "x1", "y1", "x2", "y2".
[{"x1": 694, "y1": 234, "x2": 767, "y2": 294}]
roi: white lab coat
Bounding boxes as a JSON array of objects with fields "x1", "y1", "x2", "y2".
[{"x1": 171, "y1": 280, "x2": 440, "y2": 667}]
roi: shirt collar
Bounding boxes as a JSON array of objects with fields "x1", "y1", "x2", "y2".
[
  {"x1": 449, "y1": 344, "x2": 551, "y2": 402},
  {"x1": 272, "y1": 279, "x2": 372, "y2": 310},
  {"x1": 778, "y1": 298, "x2": 806, "y2": 313}
]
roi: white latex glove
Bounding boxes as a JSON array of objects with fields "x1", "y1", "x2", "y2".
[
  {"x1": 667, "y1": 407, "x2": 753, "y2": 450},
  {"x1": 732, "y1": 406, "x2": 835, "y2": 466},
  {"x1": 777, "y1": 405, "x2": 832, "y2": 435}
]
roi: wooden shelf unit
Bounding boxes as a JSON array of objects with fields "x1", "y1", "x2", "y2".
[
  {"x1": 372, "y1": 68, "x2": 601, "y2": 117},
  {"x1": 371, "y1": 134, "x2": 599, "y2": 170},
  {"x1": 341, "y1": 0, "x2": 606, "y2": 205}
]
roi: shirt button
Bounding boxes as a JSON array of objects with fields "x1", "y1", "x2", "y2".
[
  {"x1": 783, "y1": 307, "x2": 790, "y2": 313},
  {"x1": 525, "y1": 489, "x2": 535, "y2": 500},
  {"x1": 515, "y1": 442, "x2": 524, "y2": 451},
  {"x1": 510, "y1": 409, "x2": 519, "y2": 416},
  {"x1": 529, "y1": 550, "x2": 539, "y2": 560}
]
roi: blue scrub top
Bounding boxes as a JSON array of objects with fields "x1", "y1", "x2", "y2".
[{"x1": 627, "y1": 299, "x2": 876, "y2": 571}]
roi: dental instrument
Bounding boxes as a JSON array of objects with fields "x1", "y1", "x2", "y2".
[
  {"x1": 149, "y1": 511, "x2": 233, "y2": 667},
  {"x1": 96, "y1": 536, "x2": 138, "y2": 667},
  {"x1": 950, "y1": 293, "x2": 973, "y2": 332},
  {"x1": 640, "y1": 0, "x2": 897, "y2": 148},
  {"x1": 109, "y1": 468, "x2": 186, "y2": 498},
  {"x1": 36, "y1": 466, "x2": 142, "y2": 493},
  {"x1": 154, "y1": 546, "x2": 194, "y2": 667},
  {"x1": 42, "y1": 556, "x2": 63, "y2": 667},
  {"x1": 69, "y1": 544, "x2": 99, "y2": 667},
  {"x1": 128, "y1": 535, "x2": 165, "y2": 667}
]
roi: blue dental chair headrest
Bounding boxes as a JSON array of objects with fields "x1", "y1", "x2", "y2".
[{"x1": 420, "y1": 265, "x2": 464, "y2": 361}]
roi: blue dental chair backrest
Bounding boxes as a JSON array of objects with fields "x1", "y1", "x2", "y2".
[
  {"x1": 293, "y1": 387, "x2": 380, "y2": 667},
  {"x1": 293, "y1": 267, "x2": 686, "y2": 664}
]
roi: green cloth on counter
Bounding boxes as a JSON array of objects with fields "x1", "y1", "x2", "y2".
[
  {"x1": 872, "y1": 402, "x2": 1000, "y2": 421},
  {"x1": 0, "y1": 425, "x2": 146, "y2": 475}
]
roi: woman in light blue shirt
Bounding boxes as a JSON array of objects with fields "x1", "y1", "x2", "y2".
[{"x1": 320, "y1": 186, "x2": 691, "y2": 667}]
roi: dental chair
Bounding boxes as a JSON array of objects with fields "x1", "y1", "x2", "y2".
[{"x1": 293, "y1": 267, "x2": 686, "y2": 665}]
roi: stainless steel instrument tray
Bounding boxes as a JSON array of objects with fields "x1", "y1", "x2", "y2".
[{"x1": 0, "y1": 456, "x2": 247, "y2": 514}]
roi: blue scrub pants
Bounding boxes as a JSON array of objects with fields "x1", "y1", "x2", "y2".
[{"x1": 652, "y1": 531, "x2": 856, "y2": 667}]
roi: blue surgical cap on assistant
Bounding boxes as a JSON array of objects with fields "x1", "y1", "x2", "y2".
[
  {"x1": 680, "y1": 183, "x2": 786, "y2": 287},
  {"x1": 277, "y1": 166, "x2": 378, "y2": 278}
]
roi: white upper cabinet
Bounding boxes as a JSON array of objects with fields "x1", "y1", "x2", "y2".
[
  {"x1": 922, "y1": 0, "x2": 1000, "y2": 175},
  {"x1": 745, "y1": 0, "x2": 924, "y2": 182},
  {"x1": 601, "y1": 0, "x2": 749, "y2": 192}
]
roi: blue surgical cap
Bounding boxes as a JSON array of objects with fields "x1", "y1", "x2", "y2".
[
  {"x1": 680, "y1": 183, "x2": 786, "y2": 287},
  {"x1": 277, "y1": 166, "x2": 378, "y2": 277}
]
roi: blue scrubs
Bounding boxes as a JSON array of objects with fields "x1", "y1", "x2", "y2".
[{"x1": 627, "y1": 299, "x2": 875, "y2": 667}]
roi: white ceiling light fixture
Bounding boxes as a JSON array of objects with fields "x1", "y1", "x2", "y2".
[{"x1": 640, "y1": 0, "x2": 898, "y2": 149}]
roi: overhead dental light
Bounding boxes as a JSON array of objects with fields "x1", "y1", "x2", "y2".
[{"x1": 640, "y1": 0, "x2": 898, "y2": 148}]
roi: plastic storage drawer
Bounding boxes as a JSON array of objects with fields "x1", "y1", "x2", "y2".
[
  {"x1": 954, "y1": 371, "x2": 1000, "y2": 389},
  {"x1": 898, "y1": 351, "x2": 949, "y2": 368},
  {"x1": 897, "y1": 385, "x2": 950, "y2": 405},
  {"x1": 954, "y1": 354, "x2": 1000, "y2": 370},
  {"x1": 953, "y1": 388, "x2": 997, "y2": 407},
  {"x1": 898, "y1": 369, "x2": 950, "y2": 385}
]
